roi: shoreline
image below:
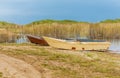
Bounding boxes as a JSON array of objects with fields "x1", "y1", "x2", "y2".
[{"x1": 0, "y1": 44, "x2": 120, "y2": 78}]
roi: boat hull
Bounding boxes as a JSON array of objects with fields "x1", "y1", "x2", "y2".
[
  {"x1": 26, "y1": 35, "x2": 49, "y2": 46},
  {"x1": 43, "y1": 36, "x2": 111, "y2": 51}
]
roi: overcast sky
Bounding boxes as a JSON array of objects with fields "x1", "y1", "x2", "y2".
[{"x1": 0, "y1": 0, "x2": 120, "y2": 24}]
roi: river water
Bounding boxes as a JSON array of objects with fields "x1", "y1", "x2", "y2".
[
  {"x1": 15, "y1": 37, "x2": 120, "y2": 53},
  {"x1": 108, "y1": 39, "x2": 120, "y2": 53}
]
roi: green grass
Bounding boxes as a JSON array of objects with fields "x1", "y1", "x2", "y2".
[{"x1": 0, "y1": 72, "x2": 3, "y2": 78}]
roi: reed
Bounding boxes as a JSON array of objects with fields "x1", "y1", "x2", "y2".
[
  {"x1": 0, "y1": 29, "x2": 16, "y2": 42},
  {"x1": 90, "y1": 23, "x2": 120, "y2": 39},
  {"x1": 0, "y1": 21, "x2": 21, "y2": 43},
  {"x1": 1, "y1": 20, "x2": 120, "y2": 42},
  {"x1": 23, "y1": 23, "x2": 90, "y2": 39},
  {"x1": 23, "y1": 22, "x2": 120, "y2": 39}
]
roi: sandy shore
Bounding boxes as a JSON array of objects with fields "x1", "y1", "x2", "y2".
[{"x1": 0, "y1": 54, "x2": 41, "y2": 78}]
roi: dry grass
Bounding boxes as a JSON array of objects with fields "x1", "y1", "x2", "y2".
[
  {"x1": 0, "y1": 29, "x2": 17, "y2": 43},
  {"x1": 23, "y1": 23, "x2": 90, "y2": 39},
  {"x1": 23, "y1": 22, "x2": 120, "y2": 39},
  {"x1": 0, "y1": 43, "x2": 120, "y2": 78},
  {"x1": 1, "y1": 22, "x2": 120, "y2": 43},
  {"x1": 0, "y1": 72, "x2": 2, "y2": 78},
  {"x1": 90, "y1": 23, "x2": 120, "y2": 39},
  {"x1": 0, "y1": 22, "x2": 22, "y2": 43}
]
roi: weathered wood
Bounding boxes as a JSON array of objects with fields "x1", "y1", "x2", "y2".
[
  {"x1": 43, "y1": 36, "x2": 111, "y2": 51},
  {"x1": 26, "y1": 35, "x2": 49, "y2": 46}
]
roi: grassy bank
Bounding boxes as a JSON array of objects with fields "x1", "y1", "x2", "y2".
[{"x1": 0, "y1": 43, "x2": 120, "y2": 78}]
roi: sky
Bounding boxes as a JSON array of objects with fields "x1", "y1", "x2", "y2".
[{"x1": 0, "y1": 0, "x2": 120, "y2": 24}]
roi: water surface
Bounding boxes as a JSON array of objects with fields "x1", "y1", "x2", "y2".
[
  {"x1": 109, "y1": 39, "x2": 120, "y2": 53},
  {"x1": 14, "y1": 37, "x2": 120, "y2": 54}
]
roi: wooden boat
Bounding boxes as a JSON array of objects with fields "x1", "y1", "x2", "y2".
[
  {"x1": 26, "y1": 35, "x2": 49, "y2": 46},
  {"x1": 43, "y1": 36, "x2": 111, "y2": 51}
]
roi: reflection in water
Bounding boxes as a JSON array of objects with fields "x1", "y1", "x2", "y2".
[
  {"x1": 16, "y1": 36, "x2": 28, "y2": 43},
  {"x1": 109, "y1": 39, "x2": 120, "y2": 53}
]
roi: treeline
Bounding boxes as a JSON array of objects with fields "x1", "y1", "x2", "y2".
[
  {"x1": 23, "y1": 19, "x2": 120, "y2": 39},
  {"x1": 28, "y1": 19, "x2": 89, "y2": 25},
  {"x1": 100, "y1": 19, "x2": 120, "y2": 23}
]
